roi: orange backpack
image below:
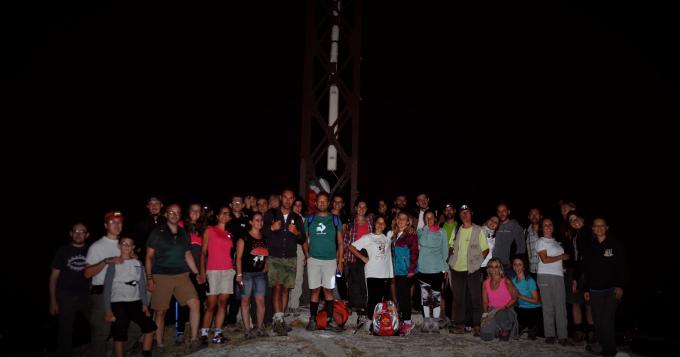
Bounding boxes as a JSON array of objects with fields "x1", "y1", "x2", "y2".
[{"x1": 316, "y1": 300, "x2": 350, "y2": 329}]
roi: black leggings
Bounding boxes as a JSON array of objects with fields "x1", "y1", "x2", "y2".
[
  {"x1": 111, "y1": 301, "x2": 156, "y2": 342},
  {"x1": 395, "y1": 276, "x2": 414, "y2": 321},
  {"x1": 417, "y1": 272, "x2": 444, "y2": 318},
  {"x1": 366, "y1": 278, "x2": 391, "y2": 317}
]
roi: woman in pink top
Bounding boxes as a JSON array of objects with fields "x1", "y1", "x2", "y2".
[
  {"x1": 481, "y1": 258, "x2": 518, "y2": 341},
  {"x1": 199, "y1": 206, "x2": 236, "y2": 345}
]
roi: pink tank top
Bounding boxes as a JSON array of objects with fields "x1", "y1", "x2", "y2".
[
  {"x1": 206, "y1": 226, "x2": 234, "y2": 270},
  {"x1": 485, "y1": 278, "x2": 512, "y2": 309}
]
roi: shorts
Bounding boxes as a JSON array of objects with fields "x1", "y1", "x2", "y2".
[
  {"x1": 241, "y1": 272, "x2": 267, "y2": 298},
  {"x1": 150, "y1": 273, "x2": 198, "y2": 311},
  {"x1": 267, "y1": 257, "x2": 297, "y2": 288},
  {"x1": 206, "y1": 269, "x2": 236, "y2": 296},
  {"x1": 307, "y1": 257, "x2": 337, "y2": 290}
]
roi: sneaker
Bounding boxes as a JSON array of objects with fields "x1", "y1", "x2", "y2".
[
  {"x1": 545, "y1": 336, "x2": 556, "y2": 344},
  {"x1": 464, "y1": 325, "x2": 472, "y2": 333},
  {"x1": 200, "y1": 334, "x2": 209, "y2": 345},
  {"x1": 256, "y1": 328, "x2": 268, "y2": 337},
  {"x1": 439, "y1": 317, "x2": 450, "y2": 330},
  {"x1": 283, "y1": 320, "x2": 293, "y2": 332},
  {"x1": 212, "y1": 332, "x2": 227, "y2": 344},
  {"x1": 306, "y1": 318, "x2": 317, "y2": 331},
  {"x1": 473, "y1": 326, "x2": 481, "y2": 337},
  {"x1": 400, "y1": 321, "x2": 414, "y2": 336},
  {"x1": 327, "y1": 318, "x2": 343, "y2": 332}
]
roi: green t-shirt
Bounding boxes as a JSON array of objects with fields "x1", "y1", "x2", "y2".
[
  {"x1": 147, "y1": 225, "x2": 190, "y2": 275},
  {"x1": 443, "y1": 222, "x2": 458, "y2": 248},
  {"x1": 452, "y1": 226, "x2": 489, "y2": 272},
  {"x1": 306, "y1": 214, "x2": 343, "y2": 260}
]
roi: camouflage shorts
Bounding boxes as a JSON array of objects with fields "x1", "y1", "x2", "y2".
[{"x1": 267, "y1": 257, "x2": 297, "y2": 288}]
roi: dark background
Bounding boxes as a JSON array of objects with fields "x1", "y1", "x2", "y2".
[{"x1": 2, "y1": 1, "x2": 677, "y2": 354}]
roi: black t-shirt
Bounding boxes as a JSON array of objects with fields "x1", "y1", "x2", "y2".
[
  {"x1": 242, "y1": 234, "x2": 268, "y2": 273},
  {"x1": 51, "y1": 244, "x2": 90, "y2": 293}
]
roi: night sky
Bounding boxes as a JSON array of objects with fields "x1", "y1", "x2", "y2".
[{"x1": 3, "y1": 1, "x2": 678, "y2": 353}]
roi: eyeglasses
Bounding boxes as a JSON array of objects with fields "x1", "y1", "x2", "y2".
[
  {"x1": 72, "y1": 230, "x2": 88, "y2": 234},
  {"x1": 167, "y1": 211, "x2": 180, "y2": 216},
  {"x1": 231, "y1": 201, "x2": 242, "y2": 205},
  {"x1": 121, "y1": 242, "x2": 134, "y2": 247}
]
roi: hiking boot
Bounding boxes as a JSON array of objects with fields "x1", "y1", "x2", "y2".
[
  {"x1": 559, "y1": 338, "x2": 574, "y2": 346},
  {"x1": 189, "y1": 338, "x2": 202, "y2": 352},
  {"x1": 574, "y1": 330, "x2": 586, "y2": 343},
  {"x1": 256, "y1": 328, "x2": 268, "y2": 337},
  {"x1": 451, "y1": 324, "x2": 465, "y2": 334},
  {"x1": 243, "y1": 329, "x2": 256, "y2": 340},
  {"x1": 306, "y1": 318, "x2": 317, "y2": 331},
  {"x1": 327, "y1": 317, "x2": 344, "y2": 332},
  {"x1": 273, "y1": 320, "x2": 288, "y2": 336},
  {"x1": 420, "y1": 318, "x2": 431, "y2": 333},
  {"x1": 429, "y1": 319, "x2": 440, "y2": 333}
]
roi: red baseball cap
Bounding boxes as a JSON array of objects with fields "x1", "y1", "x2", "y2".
[{"x1": 104, "y1": 211, "x2": 124, "y2": 222}]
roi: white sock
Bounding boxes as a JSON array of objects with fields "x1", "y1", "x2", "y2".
[
  {"x1": 200, "y1": 328, "x2": 209, "y2": 336},
  {"x1": 214, "y1": 328, "x2": 222, "y2": 335}
]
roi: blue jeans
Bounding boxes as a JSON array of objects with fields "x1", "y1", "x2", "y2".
[{"x1": 242, "y1": 272, "x2": 267, "y2": 298}]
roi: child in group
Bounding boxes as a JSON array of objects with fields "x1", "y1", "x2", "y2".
[{"x1": 103, "y1": 238, "x2": 156, "y2": 357}]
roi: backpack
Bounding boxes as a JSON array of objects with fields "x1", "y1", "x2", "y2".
[
  {"x1": 316, "y1": 300, "x2": 350, "y2": 329},
  {"x1": 372, "y1": 300, "x2": 399, "y2": 336},
  {"x1": 306, "y1": 213, "x2": 341, "y2": 233}
]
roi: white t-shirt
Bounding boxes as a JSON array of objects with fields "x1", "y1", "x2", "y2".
[
  {"x1": 352, "y1": 233, "x2": 394, "y2": 279},
  {"x1": 481, "y1": 226, "x2": 496, "y2": 268},
  {"x1": 86, "y1": 237, "x2": 121, "y2": 285},
  {"x1": 536, "y1": 237, "x2": 564, "y2": 276},
  {"x1": 111, "y1": 259, "x2": 143, "y2": 302},
  {"x1": 417, "y1": 210, "x2": 425, "y2": 230}
]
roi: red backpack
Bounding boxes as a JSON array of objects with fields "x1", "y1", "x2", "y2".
[
  {"x1": 316, "y1": 300, "x2": 350, "y2": 329},
  {"x1": 372, "y1": 300, "x2": 399, "y2": 336}
]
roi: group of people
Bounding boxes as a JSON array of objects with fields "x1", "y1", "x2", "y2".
[{"x1": 49, "y1": 191, "x2": 626, "y2": 356}]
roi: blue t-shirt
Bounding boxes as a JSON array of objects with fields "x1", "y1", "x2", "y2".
[{"x1": 512, "y1": 275, "x2": 541, "y2": 309}]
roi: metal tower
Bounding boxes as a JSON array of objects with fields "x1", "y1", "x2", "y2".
[{"x1": 299, "y1": 0, "x2": 362, "y2": 206}]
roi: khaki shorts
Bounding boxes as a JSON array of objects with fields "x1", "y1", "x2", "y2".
[
  {"x1": 307, "y1": 257, "x2": 337, "y2": 290},
  {"x1": 267, "y1": 257, "x2": 297, "y2": 288},
  {"x1": 150, "y1": 273, "x2": 198, "y2": 311},
  {"x1": 206, "y1": 269, "x2": 236, "y2": 296}
]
